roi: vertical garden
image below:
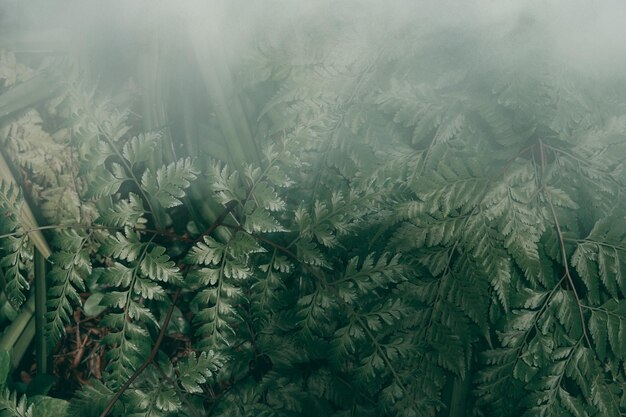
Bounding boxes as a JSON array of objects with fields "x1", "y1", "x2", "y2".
[{"x1": 1, "y1": 1, "x2": 626, "y2": 416}]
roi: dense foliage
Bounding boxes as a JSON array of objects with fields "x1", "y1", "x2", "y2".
[{"x1": 1, "y1": 2, "x2": 626, "y2": 416}]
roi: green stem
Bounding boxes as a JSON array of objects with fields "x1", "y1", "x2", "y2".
[
  {"x1": 0, "y1": 150, "x2": 52, "y2": 370},
  {"x1": 0, "y1": 70, "x2": 61, "y2": 119},
  {"x1": 0, "y1": 295, "x2": 34, "y2": 368},
  {"x1": 34, "y1": 247, "x2": 47, "y2": 374}
]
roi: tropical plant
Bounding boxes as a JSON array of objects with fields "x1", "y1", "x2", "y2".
[{"x1": 1, "y1": 1, "x2": 626, "y2": 417}]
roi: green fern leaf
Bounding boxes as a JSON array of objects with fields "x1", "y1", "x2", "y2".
[
  {"x1": 591, "y1": 376, "x2": 620, "y2": 416},
  {"x1": 209, "y1": 162, "x2": 243, "y2": 205},
  {"x1": 176, "y1": 350, "x2": 226, "y2": 394},
  {"x1": 140, "y1": 245, "x2": 182, "y2": 283},
  {"x1": 69, "y1": 380, "x2": 116, "y2": 417},
  {"x1": 588, "y1": 300, "x2": 626, "y2": 361},
  {"x1": 0, "y1": 389, "x2": 32, "y2": 417},
  {"x1": 0, "y1": 181, "x2": 31, "y2": 308},
  {"x1": 244, "y1": 208, "x2": 287, "y2": 233},
  {"x1": 0, "y1": 234, "x2": 31, "y2": 308},
  {"x1": 85, "y1": 165, "x2": 127, "y2": 199},
  {"x1": 571, "y1": 244, "x2": 601, "y2": 304},
  {"x1": 97, "y1": 193, "x2": 147, "y2": 229},
  {"x1": 100, "y1": 230, "x2": 144, "y2": 262},
  {"x1": 46, "y1": 230, "x2": 91, "y2": 345},
  {"x1": 122, "y1": 132, "x2": 160, "y2": 167},
  {"x1": 186, "y1": 236, "x2": 225, "y2": 266},
  {"x1": 295, "y1": 237, "x2": 328, "y2": 267},
  {"x1": 248, "y1": 181, "x2": 286, "y2": 212},
  {"x1": 141, "y1": 157, "x2": 199, "y2": 208}
]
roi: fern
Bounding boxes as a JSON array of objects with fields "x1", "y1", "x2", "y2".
[
  {"x1": 97, "y1": 193, "x2": 147, "y2": 229},
  {"x1": 176, "y1": 350, "x2": 226, "y2": 394},
  {"x1": 2, "y1": 5, "x2": 626, "y2": 417},
  {"x1": 572, "y1": 215, "x2": 626, "y2": 299},
  {"x1": 141, "y1": 158, "x2": 199, "y2": 209},
  {"x1": 122, "y1": 133, "x2": 161, "y2": 168},
  {"x1": 0, "y1": 389, "x2": 32, "y2": 417},
  {"x1": 45, "y1": 229, "x2": 91, "y2": 346},
  {"x1": 1, "y1": 111, "x2": 67, "y2": 186},
  {"x1": 98, "y1": 236, "x2": 163, "y2": 386},
  {"x1": 0, "y1": 181, "x2": 32, "y2": 309},
  {"x1": 188, "y1": 231, "x2": 258, "y2": 348}
]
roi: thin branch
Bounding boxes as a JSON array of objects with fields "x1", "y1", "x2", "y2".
[
  {"x1": 193, "y1": 200, "x2": 238, "y2": 244},
  {"x1": 498, "y1": 144, "x2": 533, "y2": 177},
  {"x1": 70, "y1": 91, "x2": 161, "y2": 229},
  {"x1": 539, "y1": 140, "x2": 592, "y2": 348},
  {"x1": 99, "y1": 202, "x2": 239, "y2": 417},
  {"x1": 0, "y1": 224, "x2": 73, "y2": 239},
  {"x1": 571, "y1": 238, "x2": 626, "y2": 253},
  {"x1": 356, "y1": 316, "x2": 409, "y2": 395},
  {"x1": 0, "y1": 223, "x2": 193, "y2": 243},
  {"x1": 98, "y1": 286, "x2": 182, "y2": 417},
  {"x1": 154, "y1": 363, "x2": 203, "y2": 417}
]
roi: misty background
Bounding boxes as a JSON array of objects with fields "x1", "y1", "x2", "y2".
[
  {"x1": 2, "y1": 0, "x2": 626, "y2": 86},
  {"x1": 1, "y1": 2, "x2": 626, "y2": 415}
]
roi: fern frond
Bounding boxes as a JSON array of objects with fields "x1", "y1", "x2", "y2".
[
  {"x1": 140, "y1": 246, "x2": 182, "y2": 284},
  {"x1": 122, "y1": 132, "x2": 161, "y2": 167},
  {"x1": 587, "y1": 300, "x2": 626, "y2": 361},
  {"x1": 0, "y1": 389, "x2": 32, "y2": 417},
  {"x1": 69, "y1": 380, "x2": 116, "y2": 417},
  {"x1": 45, "y1": 229, "x2": 91, "y2": 346},
  {"x1": 85, "y1": 165, "x2": 127, "y2": 199},
  {"x1": 0, "y1": 181, "x2": 31, "y2": 308},
  {"x1": 572, "y1": 215, "x2": 626, "y2": 299},
  {"x1": 176, "y1": 350, "x2": 226, "y2": 394},
  {"x1": 98, "y1": 193, "x2": 147, "y2": 229},
  {"x1": 189, "y1": 230, "x2": 262, "y2": 348},
  {"x1": 141, "y1": 158, "x2": 199, "y2": 208}
]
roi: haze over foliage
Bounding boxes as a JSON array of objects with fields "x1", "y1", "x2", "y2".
[{"x1": 0, "y1": 1, "x2": 626, "y2": 416}]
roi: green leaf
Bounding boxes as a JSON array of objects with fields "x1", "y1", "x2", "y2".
[
  {"x1": 122, "y1": 132, "x2": 160, "y2": 166},
  {"x1": 295, "y1": 238, "x2": 328, "y2": 267},
  {"x1": 243, "y1": 208, "x2": 287, "y2": 233},
  {"x1": 97, "y1": 193, "x2": 146, "y2": 229},
  {"x1": 82, "y1": 293, "x2": 106, "y2": 317},
  {"x1": 0, "y1": 388, "x2": 32, "y2": 417},
  {"x1": 544, "y1": 186, "x2": 579, "y2": 210},
  {"x1": 187, "y1": 236, "x2": 225, "y2": 266},
  {"x1": 100, "y1": 231, "x2": 143, "y2": 262},
  {"x1": 140, "y1": 246, "x2": 182, "y2": 283},
  {"x1": 589, "y1": 300, "x2": 626, "y2": 360},
  {"x1": 176, "y1": 351, "x2": 226, "y2": 394},
  {"x1": 141, "y1": 157, "x2": 199, "y2": 208},
  {"x1": 28, "y1": 396, "x2": 68, "y2": 417},
  {"x1": 85, "y1": 166, "x2": 126, "y2": 199}
]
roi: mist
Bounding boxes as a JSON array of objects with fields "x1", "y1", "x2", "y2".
[
  {"x1": 4, "y1": 0, "x2": 626, "y2": 83},
  {"x1": 2, "y1": 2, "x2": 626, "y2": 415}
]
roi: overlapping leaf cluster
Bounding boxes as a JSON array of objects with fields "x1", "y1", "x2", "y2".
[
  {"x1": 232, "y1": 9, "x2": 626, "y2": 417},
  {"x1": 1, "y1": 4, "x2": 626, "y2": 417}
]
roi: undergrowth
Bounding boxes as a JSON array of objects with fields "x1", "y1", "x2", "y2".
[{"x1": 1, "y1": 3, "x2": 626, "y2": 416}]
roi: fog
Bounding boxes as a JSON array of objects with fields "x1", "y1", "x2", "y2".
[
  {"x1": 2, "y1": 2, "x2": 626, "y2": 415},
  {"x1": 3, "y1": 0, "x2": 626, "y2": 82}
]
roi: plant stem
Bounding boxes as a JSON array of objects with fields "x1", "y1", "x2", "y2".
[
  {"x1": 539, "y1": 140, "x2": 592, "y2": 348},
  {"x1": 99, "y1": 287, "x2": 182, "y2": 417},
  {"x1": 34, "y1": 247, "x2": 47, "y2": 375},
  {"x1": 99, "y1": 202, "x2": 238, "y2": 416}
]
